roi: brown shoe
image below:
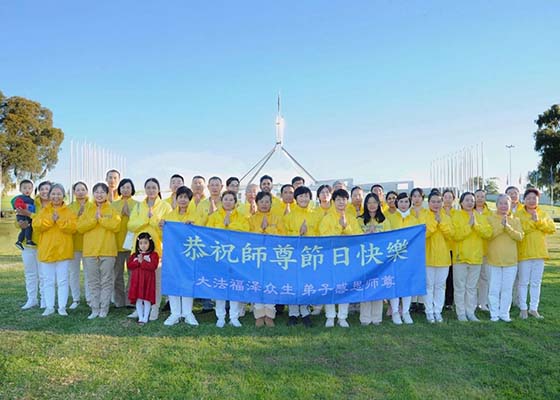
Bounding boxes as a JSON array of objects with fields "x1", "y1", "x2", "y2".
[
  {"x1": 255, "y1": 317, "x2": 265, "y2": 327},
  {"x1": 264, "y1": 316, "x2": 275, "y2": 327}
]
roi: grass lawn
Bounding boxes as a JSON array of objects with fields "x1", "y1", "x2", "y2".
[{"x1": 1, "y1": 226, "x2": 559, "y2": 399}]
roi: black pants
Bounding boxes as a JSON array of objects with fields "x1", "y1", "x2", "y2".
[{"x1": 444, "y1": 251, "x2": 454, "y2": 306}]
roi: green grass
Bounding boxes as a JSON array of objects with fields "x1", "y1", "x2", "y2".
[{"x1": 1, "y1": 227, "x2": 559, "y2": 399}]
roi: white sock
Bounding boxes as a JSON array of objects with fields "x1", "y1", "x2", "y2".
[
  {"x1": 142, "y1": 300, "x2": 152, "y2": 322},
  {"x1": 136, "y1": 299, "x2": 143, "y2": 321}
]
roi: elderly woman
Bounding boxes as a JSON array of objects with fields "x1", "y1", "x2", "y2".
[
  {"x1": 486, "y1": 194, "x2": 523, "y2": 322},
  {"x1": 32, "y1": 183, "x2": 77, "y2": 316}
]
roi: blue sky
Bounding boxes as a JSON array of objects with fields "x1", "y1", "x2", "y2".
[{"x1": 2, "y1": 1, "x2": 559, "y2": 190}]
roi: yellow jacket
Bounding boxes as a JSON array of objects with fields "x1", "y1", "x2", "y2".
[
  {"x1": 68, "y1": 198, "x2": 90, "y2": 252},
  {"x1": 77, "y1": 202, "x2": 121, "y2": 257},
  {"x1": 442, "y1": 207, "x2": 458, "y2": 250},
  {"x1": 404, "y1": 207, "x2": 429, "y2": 227},
  {"x1": 271, "y1": 201, "x2": 293, "y2": 218},
  {"x1": 516, "y1": 207, "x2": 556, "y2": 261},
  {"x1": 451, "y1": 210, "x2": 492, "y2": 265},
  {"x1": 319, "y1": 210, "x2": 362, "y2": 236},
  {"x1": 487, "y1": 213, "x2": 524, "y2": 266},
  {"x1": 33, "y1": 203, "x2": 77, "y2": 262},
  {"x1": 357, "y1": 216, "x2": 392, "y2": 234},
  {"x1": 476, "y1": 205, "x2": 492, "y2": 255},
  {"x1": 425, "y1": 210, "x2": 453, "y2": 267},
  {"x1": 249, "y1": 211, "x2": 285, "y2": 234},
  {"x1": 283, "y1": 205, "x2": 319, "y2": 236},
  {"x1": 194, "y1": 197, "x2": 221, "y2": 226},
  {"x1": 237, "y1": 201, "x2": 256, "y2": 218},
  {"x1": 111, "y1": 198, "x2": 139, "y2": 252},
  {"x1": 206, "y1": 207, "x2": 249, "y2": 232},
  {"x1": 163, "y1": 207, "x2": 197, "y2": 223},
  {"x1": 346, "y1": 203, "x2": 364, "y2": 219},
  {"x1": 385, "y1": 210, "x2": 403, "y2": 230},
  {"x1": 128, "y1": 197, "x2": 172, "y2": 254}
]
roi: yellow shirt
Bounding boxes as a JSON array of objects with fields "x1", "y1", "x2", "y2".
[
  {"x1": 404, "y1": 207, "x2": 429, "y2": 227},
  {"x1": 77, "y1": 202, "x2": 121, "y2": 257},
  {"x1": 385, "y1": 209, "x2": 404, "y2": 230},
  {"x1": 33, "y1": 203, "x2": 77, "y2": 262},
  {"x1": 194, "y1": 197, "x2": 221, "y2": 226},
  {"x1": 283, "y1": 205, "x2": 318, "y2": 236},
  {"x1": 357, "y1": 216, "x2": 392, "y2": 234},
  {"x1": 111, "y1": 197, "x2": 139, "y2": 252},
  {"x1": 206, "y1": 207, "x2": 249, "y2": 232},
  {"x1": 127, "y1": 197, "x2": 172, "y2": 254},
  {"x1": 487, "y1": 213, "x2": 524, "y2": 266},
  {"x1": 516, "y1": 207, "x2": 556, "y2": 261},
  {"x1": 68, "y1": 198, "x2": 90, "y2": 252},
  {"x1": 346, "y1": 203, "x2": 364, "y2": 219},
  {"x1": 249, "y1": 211, "x2": 285, "y2": 234},
  {"x1": 163, "y1": 207, "x2": 197, "y2": 223},
  {"x1": 319, "y1": 210, "x2": 362, "y2": 236},
  {"x1": 451, "y1": 209, "x2": 492, "y2": 265},
  {"x1": 425, "y1": 210, "x2": 453, "y2": 267}
]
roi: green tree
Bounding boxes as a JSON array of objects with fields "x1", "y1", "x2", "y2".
[
  {"x1": 484, "y1": 177, "x2": 499, "y2": 195},
  {"x1": 533, "y1": 104, "x2": 560, "y2": 185},
  {"x1": 0, "y1": 91, "x2": 64, "y2": 190}
]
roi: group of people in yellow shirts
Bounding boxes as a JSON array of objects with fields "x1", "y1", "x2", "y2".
[{"x1": 14, "y1": 170, "x2": 556, "y2": 329}]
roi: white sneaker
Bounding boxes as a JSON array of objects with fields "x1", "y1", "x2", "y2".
[
  {"x1": 88, "y1": 312, "x2": 99, "y2": 320},
  {"x1": 149, "y1": 309, "x2": 159, "y2": 321},
  {"x1": 21, "y1": 301, "x2": 38, "y2": 310},
  {"x1": 490, "y1": 316, "x2": 499, "y2": 322},
  {"x1": 69, "y1": 302, "x2": 79, "y2": 310},
  {"x1": 338, "y1": 319, "x2": 350, "y2": 328},
  {"x1": 184, "y1": 313, "x2": 199, "y2": 326},
  {"x1": 325, "y1": 318, "x2": 335, "y2": 328},
  {"x1": 391, "y1": 313, "x2": 403, "y2": 325},
  {"x1": 58, "y1": 308, "x2": 68, "y2": 316},
  {"x1": 434, "y1": 313, "x2": 443, "y2": 323},
  {"x1": 528, "y1": 310, "x2": 544, "y2": 319},
  {"x1": 426, "y1": 313, "x2": 435, "y2": 323},
  {"x1": 216, "y1": 319, "x2": 226, "y2": 328},
  {"x1": 127, "y1": 311, "x2": 138, "y2": 318},
  {"x1": 164, "y1": 314, "x2": 181, "y2": 326},
  {"x1": 42, "y1": 308, "x2": 55, "y2": 316},
  {"x1": 500, "y1": 316, "x2": 512, "y2": 323},
  {"x1": 230, "y1": 318, "x2": 242, "y2": 327},
  {"x1": 402, "y1": 313, "x2": 413, "y2": 324},
  {"x1": 98, "y1": 311, "x2": 108, "y2": 318},
  {"x1": 519, "y1": 310, "x2": 528, "y2": 319}
]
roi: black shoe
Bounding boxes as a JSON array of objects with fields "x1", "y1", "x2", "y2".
[
  {"x1": 26, "y1": 240, "x2": 37, "y2": 247},
  {"x1": 275, "y1": 304, "x2": 285, "y2": 315},
  {"x1": 15, "y1": 242, "x2": 24, "y2": 251},
  {"x1": 416, "y1": 303, "x2": 425, "y2": 313},
  {"x1": 287, "y1": 316, "x2": 298, "y2": 326},
  {"x1": 162, "y1": 301, "x2": 170, "y2": 311},
  {"x1": 302, "y1": 315, "x2": 313, "y2": 328},
  {"x1": 409, "y1": 303, "x2": 418, "y2": 313}
]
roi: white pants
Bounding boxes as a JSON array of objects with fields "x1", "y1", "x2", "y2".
[
  {"x1": 325, "y1": 303, "x2": 349, "y2": 320},
  {"x1": 477, "y1": 257, "x2": 489, "y2": 308},
  {"x1": 84, "y1": 256, "x2": 116, "y2": 314},
  {"x1": 68, "y1": 251, "x2": 83, "y2": 303},
  {"x1": 215, "y1": 300, "x2": 240, "y2": 320},
  {"x1": 360, "y1": 301, "x2": 383, "y2": 324},
  {"x1": 41, "y1": 260, "x2": 70, "y2": 310},
  {"x1": 389, "y1": 297, "x2": 412, "y2": 315},
  {"x1": 288, "y1": 305, "x2": 310, "y2": 318},
  {"x1": 152, "y1": 266, "x2": 162, "y2": 315},
  {"x1": 425, "y1": 267, "x2": 449, "y2": 315},
  {"x1": 488, "y1": 265, "x2": 517, "y2": 319},
  {"x1": 518, "y1": 259, "x2": 545, "y2": 311},
  {"x1": 453, "y1": 263, "x2": 481, "y2": 317},
  {"x1": 168, "y1": 295, "x2": 195, "y2": 317},
  {"x1": 22, "y1": 248, "x2": 40, "y2": 305},
  {"x1": 253, "y1": 303, "x2": 276, "y2": 319}
]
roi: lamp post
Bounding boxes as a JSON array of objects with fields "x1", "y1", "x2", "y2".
[{"x1": 506, "y1": 145, "x2": 515, "y2": 185}]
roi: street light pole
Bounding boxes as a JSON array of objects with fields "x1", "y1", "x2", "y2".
[{"x1": 506, "y1": 145, "x2": 515, "y2": 185}]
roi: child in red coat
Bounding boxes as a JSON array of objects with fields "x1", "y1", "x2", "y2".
[{"x1": 127, "y1": 232, "x2": 159, "y2": 325}]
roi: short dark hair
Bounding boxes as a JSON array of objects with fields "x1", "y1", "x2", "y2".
[
  {"x1": 208, "y1": 176, "x2": 222, "y2": 184},
  {"x1": 176, "y1": 186, "x2": 193, "y2": 200},
  {"x1": 332, "y1": 188, "x2": 349, "y2": 201},
  {"x1": 410, "y1": 187, "x2": 424, "y2": 199},
  {"x1": 221, "y1": 190, "x2": 238, "y2": 203},
  {"x1": 524, "y1": 188, "x2": 540, "y2": 198},
  {"x1": 505, "y1": 186, "x2": 519, "y2": 193},
  {"x1": 106, "y1": 169, "x2": 120, "y2": 178},
  {"x1": 294, "y1": 186, "x2": 312, "y2": 199},
  {"x1": 350, "y1": 186, "x2": 363, "y2": 196},
  {"x1": 256, "y1": 191, "x2": 272, "y2": 202},
  {"x1": 459, "y1": 191, "x2": 475, "y2": 205},
  {"x1": 92, "y1": 182, "x2": 109, "y2": 194},
  {"x1": 291, "y1": 176, "x2": 304, "y2": 185},
  {"x1": 170, "y1": 174, "x2": 184, "y2": 183},
  {"x1": 226, "y1": 177, "x2": 240, "y2": 187},
  {"x1": 72, "y1": 181, "x2": 88, "y2": 192},
  {"x1": 192, "y1": 175, "x2": 206, "y2": 182},
  {"x1": 428, "y1": 189, "x2": 442, "y2": 202},
  {"x1": 316, "y1": 184, "x2": 333, "y2": 198},
  {"x1": 280, "y1": 184, "x2": 294, "y2": 194},
  {"x1": 117, "y1": 178, "x2": 136, "y2": 196},
  {"x1": 260, "y1": 175, "x2": 273, "y2": 184},
  {"x1": 442, "y1": 189, "x2": 455, "y2": 199},
  {"x1": 370, "y1": 184, "x2": 384, "y2": 192},
  {"x1": 19, "y1": 179, "x2": 33, "y2": 189}
]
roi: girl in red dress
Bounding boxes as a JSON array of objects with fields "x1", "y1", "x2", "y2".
[{"x1": 127, "y1": 232, "x2": 159, "y2": 325}]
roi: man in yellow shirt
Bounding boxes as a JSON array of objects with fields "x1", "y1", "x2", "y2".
[
  {"x1": 165, "y1": 174, "x2": 184, "y2": 209},
  {"x1": 105, "y1": 169, "x2": 121, "y2": 203}
]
